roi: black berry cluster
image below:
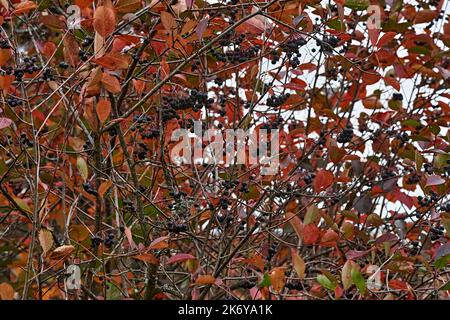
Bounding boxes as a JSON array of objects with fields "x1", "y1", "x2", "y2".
[
  {"x1": 83, "y1": 182, "x2": 98, "y2": 196},
  {"x1": 122, "y1": 199, "x2": 136, "y2": 214},
  {"x1": 131, "y1": 114, "x2": 160, "y2": 139},
  {"x1": 13, "y1": 57, "x2": 40, "y2": 81},
  {"x1": 285, "y1": 280, "x2": 302, "y2": 290},
  {"x1": 91, "y1": 235, "x2": 102, "y2": 249},
  {"x1": 236, "y1": 279, "x2": 256, "y2": 289},
  {"x1": 6, "y1": 96, "x2": 22, "y2": 108},
  {"x1": 277, "y1": 37, "x2": 307, "y2": 67},
  {"x1": 392, "y1": 93, "x2": 403, "y2": 101},
  {"x1": 105, "y1": 233, "x2": 114, "y2": 248},
  {"x1": 0, "y1": 39, "x2": 11, "y2": 49},
  {"x1": 267, "y1": 242, "x2": 278, "y2": 260},
  {"x1": 337, "y1": 124, "x2": 353, "y2": 143},
  {"x1": 166, "y1": 221, "x2": 187, "y2": 233},
  {"x1": 430, "y1": 225, "x2": 444, "y2": 241},
  {"x1": 20, "y1": 133, "x2": 33, "y2": 147},
  {"x1": 266, "y1": 93, "x2": 290, "y2": 108},
  {"x1": 135, "y1": 142, "x2": 149, "y2": 160},
  {"x1": 409, "y1": 240, "x2": 420, "y2": 255},
  {"x1": 42, "y1": 67, "x2": 55, "y2": 81}
]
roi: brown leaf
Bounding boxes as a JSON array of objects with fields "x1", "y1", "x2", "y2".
[
  {"x1": 38, "y1": 229, "x2": 54, "y2": 255},
  {"x1": 93, "y1": 6, "x2": 116, "y2": 37},
  {"x1": 133, "y1": 253, "x2": 159, "y2": 265},
  {"x1": 49, "y1": 245, "x2": 75, "y2": 261},
  {"x1": 291, "y1": 250, "x2": 306, "y2": 280},
  {"x1": 161, "y1": 11, "x2": 176, "y2": 31}
]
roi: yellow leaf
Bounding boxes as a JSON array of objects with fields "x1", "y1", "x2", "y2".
[
  {"x1": 269, "y1": 267, "x2": 286, "y2": 293},
  {"x1": 77, "y1": 156, "x2": 88, "y2": 181}
]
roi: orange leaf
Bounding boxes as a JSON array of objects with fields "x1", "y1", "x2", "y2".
[
  {"x1": 362, "y1": 96, "x2": 382, "y2": 109},
  {"x1": 0, "y1": 283, "x2": 14, "y2": 300},
  {"x1": 320, "y1": 229, "x2": 339, "y2": 247},
  {"x1": 101, "y1": 73, "x2": 121, "y2": 93},
  {"x1": 133, "y1": 253, "x2": 159, "y2": 265},
  {"x1": 96, "y1": 98, "x2": 111, "y2": 123},
  {"x1": 285, "y1": 211, "x2": 303, "y2": 239},
  {"x1": 94, "y1": 52, "x2": 130, "y2": 70},
  {"x1": 269, "y1": 267, "x2": 286, "y2": 293},
  {"x1": 195, "y1": 275, "x2": 216, "y2": 285},
  {"x1": 98, "y1": 180, "x2": 113, "y2": 197},
  {"x1": 148, "y1": 236, "x2": 169, "y2": 250},
  {"x1": 0, "y1": 49, "x2": 11, "y2": 65},
  {"x1": 93, "y1": 6, "x2": 116, "y2": 37},
  {"x1": 0, "y1": 75, "x2": 14, "y2": 90}
]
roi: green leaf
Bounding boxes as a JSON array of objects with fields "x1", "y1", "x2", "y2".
[
  {"x1": 317, "y1": 274, "x2": 337, "y2": 290},
  {"x1": 440, "y1": 281, "x2": 450, "y2": 291},
  {"x1": 259, "y1": 272, "x2": 271, "y2": 287},
  {"x1": 344, "y1": 0, "x2": 369, "y2": 10},
  {"x1": 351, "y1": 268, "x2": 366, "y2": 294},
  {"x1": 434, "y1": 255, "x2": 450, "y2": 270},
  {"x1": 304, "y1": 205, "x2": 319, "y2": 225}
]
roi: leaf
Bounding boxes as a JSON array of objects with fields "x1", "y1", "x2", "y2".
[
  {"x1": 77, "y1": 156, "x2": 88, "y2": 181},
  {"x1": 12, "y1": 1, "x2": 37, "y2": 15},
  {"x1": 94, "y1": 53, "x2": 130, "y2": 70},
  {"x1": 342, "y1": 260, "x2": 354, "y2": 290},
  {"x1": 148, "y1": 236, "x2": 169, "y2": 250},
  {"x1": 96, "y1": 99, "x2": 111, "y2": 124},
  {"x1": 291, "y1": 250, "x2": 306, "y2": 280},
  {"x1": 285, "y1": 211, "x2": 303, "y2": 239},
  {"x1": 269, "y1": 267, "x2": 285, "y2": 293},
  {"x1": 313, "y1": 170, "x2": 334, "y2": 192},
  {"x1": 69, "y1": 225, "x2": 90, "y2": 242},
  {"x1": 0, "y1": 283, "x2": 14, "y2": 300},
  {"x1": 426, "y1": 175, "x2": 446, "y2": 186},
  {"x1": 0, "y1": 118, "x2": 12, "y2": 130},
  {"x1": 302, "y1": 224, "x2": 320, "y2": 245},
  {"x1": 98, "y1": 180, "x2": 113, "y2": 197},
  {"x1": 167, "y1": 253, "x2": 195, "y2": 264},
  {"x1": 101, "y1": 73, "x2": 121, "y2": 93},
  {"x1": 351, "y1": 268, "x2": 366, "y2": 294},
  {"x1": 434, "y1": 243, "x2": 450, "y2": 261},
  {"x1": 93, "y1": 6, "x2": 116, "y2": 37},
  {"x1": 195, "y1": 275, "x2": 216, "y2": 285},
  {"x1": 161, "y1": 11, "x2": 176, "y2": 31},
  {"x1": 317, "y1": 274, "x2": 336, "y2": 290},
  {"x1": 353, "y1": 194, "x2": 372, "y2": 213},
  {"x1": 329, "y1": 146, "x2": 346, "y2": 164},
  {"x1": 38, "y1": 229, "x2": 54, "y2": 255},
  {"x1": 304, "y1": 205, "x2": 319, "y2": 225},
  {"x1": 196, "y1": 16, "x2": 209, "y2": 40},
  {"x1": 0, "y1": 49, "x2": 11, "y2": 65},
  {"x1": 49, "y1": 245, "x2": 75, "y2": 261},
  {"x1": 133, "y1": 253, "x2": 159, "y2": 264},
  {"x1": 344, "y1": 0, "x2": 369, "y2": 10}
]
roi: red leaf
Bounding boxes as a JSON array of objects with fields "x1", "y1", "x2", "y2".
[
  {"x1": 167, "y1": 253, "x2": 196, "y2": 264},
  {"x1": 302, "y1": 224, "x2": 320, "y2": 245},
  {"x1": 345, "y1": 250, "x2": 369, "y2": 260},
  {"x1": 313, "y1": 170, "x2": 334, "y2": 193}
]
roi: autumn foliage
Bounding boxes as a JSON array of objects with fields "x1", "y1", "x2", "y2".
[{"x1": 0, "y1": 0, "x2": 449, "y2": 300}]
